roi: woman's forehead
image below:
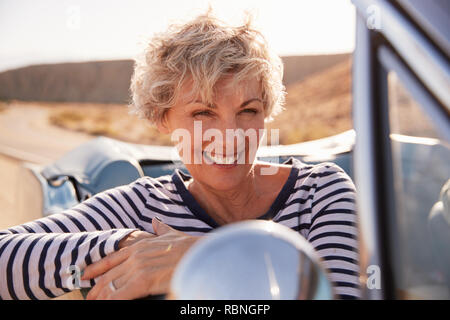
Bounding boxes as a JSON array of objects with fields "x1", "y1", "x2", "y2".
[{"x1": 178, "y1": 76, "x2": 262, "y2": 104}]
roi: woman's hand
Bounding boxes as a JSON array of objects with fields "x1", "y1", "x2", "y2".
[
  {"x1": 81, "y1": 218, "x2": 201, "y2": 300},
  {"x1": 117, "y1": 229, "x2": 156, "y2": 249}
]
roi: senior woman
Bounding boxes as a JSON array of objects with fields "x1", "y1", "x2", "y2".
[{"x1": 0, "y1": 13, "x2": 360, "y2": 300}]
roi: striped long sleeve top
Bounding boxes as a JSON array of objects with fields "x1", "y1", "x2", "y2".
[{"x1": 0, "y1": 157, "x2": 361, "y2": 299}]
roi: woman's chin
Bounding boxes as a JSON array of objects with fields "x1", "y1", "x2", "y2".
[{"x1": 191, "y1": 163, "x2": 251, "y2": 190}]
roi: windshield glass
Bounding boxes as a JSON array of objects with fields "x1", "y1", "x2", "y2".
[{"x1": 387, "y1": 71, "x2": 450, "y2": 299}]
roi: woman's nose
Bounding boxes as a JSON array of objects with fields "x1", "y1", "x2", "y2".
[
  {"x1": 213, "y1": 117, "x2": 245, "y2": 154},
  {"x1": 218, "y1": 114, "x2": 238, "y2": 131}
]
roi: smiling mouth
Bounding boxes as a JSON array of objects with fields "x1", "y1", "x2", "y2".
[{"x1": 202, "y1": 150, "x2": 245, "y2": 165}]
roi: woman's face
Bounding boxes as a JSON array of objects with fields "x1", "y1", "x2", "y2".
[{"x1": 158, "y1": 76, "x2": 266, "y2": 191}]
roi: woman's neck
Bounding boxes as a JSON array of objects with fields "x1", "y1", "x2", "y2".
[
  {"x1": 185, "y1": 162, "x2": 290, "y2": 226},
  {"x1": 187, "y1": 169, "x2": 263, "y2": 225}
]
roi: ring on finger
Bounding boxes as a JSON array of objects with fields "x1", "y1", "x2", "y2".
[
  {"x1": 165, "y1": 244, "x2": 172, "y2": 252},
  {"x1": 108, "y1": 280, "x2": 117, "y2": 292}
]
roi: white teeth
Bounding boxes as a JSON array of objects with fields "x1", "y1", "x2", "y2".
[{"x1": 203, "y1": 151, "x2": 238, "y2": 164}]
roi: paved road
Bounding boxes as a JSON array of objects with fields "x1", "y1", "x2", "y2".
[
  {"x1": 0, "y1": 103, "x2": 93, "y2": 300},
  {"x1": 0, "y1": 103, "x2": 93, "y2": 228},
  {"x1": 0, "y1": 103, "x2": 93, "y2": 165}
]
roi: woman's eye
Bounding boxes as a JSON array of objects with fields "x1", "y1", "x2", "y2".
[
  {"x1": 240, "y1": 108, "x2": 258, "y2": 115},
  {"x1": 192, "y1": 110, "x2": 212, "y2": 117}
]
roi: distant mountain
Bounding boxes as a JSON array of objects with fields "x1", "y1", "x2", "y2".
[
  {"x1": 0, "y1": 60, "x2": 133, "y2": 103},
  {"x1": 281, "y1": 53, "x2": 350, "y2": 86},
  {"x1": 0, "y1": 53, "x2": 350, "y2": 104}
]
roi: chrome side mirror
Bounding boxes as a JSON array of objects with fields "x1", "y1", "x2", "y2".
[{"x1": 170, "y1": 220, "x2": 334, "y2": 300}]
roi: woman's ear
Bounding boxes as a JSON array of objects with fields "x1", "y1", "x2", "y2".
[{"x1": 156, "y1": 111, "x2": 170, "y2": 134}]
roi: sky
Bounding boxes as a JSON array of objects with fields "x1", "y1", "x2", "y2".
[{"x1": 0, "y1": 0, "x2": 356, "y2": 72}]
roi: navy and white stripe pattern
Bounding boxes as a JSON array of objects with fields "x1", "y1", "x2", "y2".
[{"x1": 0, "y1": 157, "x2": 360, "y2": 299}]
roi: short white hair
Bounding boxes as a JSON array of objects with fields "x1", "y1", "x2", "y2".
[{"x1": 129, "y1": 12, "x2": 286, "y2": 125}]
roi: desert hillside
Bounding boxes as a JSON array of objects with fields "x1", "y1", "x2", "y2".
[
  {"x1": 0, "y1": 60, "x2": 134, "y2": 103},
  {"x1": 267, "y1": 58, "x2": 352, "y2": 144},
  {"x1": 282, "y1": 53, "x2": 349, "y2": 86}
]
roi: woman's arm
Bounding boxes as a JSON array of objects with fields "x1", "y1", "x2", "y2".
[
  {"x1": 0, "y1": 180, "x2": 153, "y2": 299},
  {"x1": 80, "y1": 218, "x2": 200, "y2": 300},
  {"x1": 307, "y1": 163, "x2": 361, "y2": 300}
]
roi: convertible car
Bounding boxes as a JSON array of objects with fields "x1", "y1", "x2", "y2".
[{"x1": 17, "y1": 0, "x2": 449, "y2": 299}]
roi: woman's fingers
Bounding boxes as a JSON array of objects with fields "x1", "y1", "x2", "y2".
[
  {"x1": 107, "y1": 275, "x2": 146, "y2": 300},
  {"x1": 152, "y1": 218, "x2": 176, "y2": 235},
  {"x1": 83, "y1": 221, "x2": 198, "y2": 300},
  {"x1": 84, "y1": 220, "x2": 185, "y2": 281},
  {"x1": 81, "y1": 246, "x2": 130, "y2": 281},
  {"x1": 85, "y1": 245, "x2": 173, "y2": 300},
  {"x1": 86, "y1": 264, "x2": 130, "y2": 300},
  {"x1": 118, "y1": 230, "x2": 156, "y2": 249},
  {"x1": 89, "y1": 263, "x2": 166, "y2": 300},
  {"x1": 108, "y1": 266, "x2": 173, "y2": 300}
]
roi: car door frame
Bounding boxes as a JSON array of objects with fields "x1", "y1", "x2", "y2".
[{"x1": 352, "y1": 0, "x2": 450, "y2": 299}]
